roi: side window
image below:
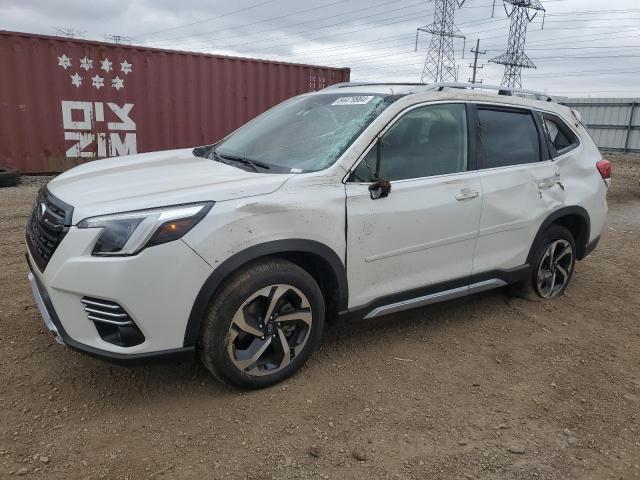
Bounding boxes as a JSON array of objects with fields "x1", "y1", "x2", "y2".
[
  {"x1": 477, "y1": 108, "x2": 541, "y2": 168},
  {"x1": 352, "y1": 103, "x2": 468, "y2": 182},
  {"x1": 543, "y1": 114, "x2": 579, "y2": 157}
]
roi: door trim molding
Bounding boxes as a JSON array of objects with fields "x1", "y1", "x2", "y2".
[
  {"x1": 343, "y1": 265, "x2": 530, "y2": 322},
  {"x1": 365, "y1": 231, "x2": 478, "y2": 262},
  {"x1": 363, "y1": 279, "x2": 506, "y2": 319}
]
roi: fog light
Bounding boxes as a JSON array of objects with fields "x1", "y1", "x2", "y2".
[{"x1": 81, "y1": 297, "x2": 145, "y2": 347}]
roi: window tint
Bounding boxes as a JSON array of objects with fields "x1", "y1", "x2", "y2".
[
  {"x1": 478, "y1": 108, "x2": 541, "y2": 168},
  {"x1": 352, "y1": 103, "x2": 468, "y2": 182},
  {"x1": 543, "y1": 115, "x2": 579, "y2": 156}
]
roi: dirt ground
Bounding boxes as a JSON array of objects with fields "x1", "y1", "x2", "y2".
[{"x1": 1, "y1": 157, "x2": 639, "y2": 480}]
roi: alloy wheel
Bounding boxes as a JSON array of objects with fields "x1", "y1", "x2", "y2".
[
  {"x1": 536, "y1": 239, "x2": 574, "y2": 298},
  {"x1": 226, "y1": 284, "x2": 313, "y2": 376}
]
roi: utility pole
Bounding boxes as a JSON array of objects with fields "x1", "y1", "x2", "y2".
[
  {"x1": 489, "y1": 0, "x2": 545, "y2": 88},
  {"x1": 415, "y1": 0, "x2": 466, "y2": 83},
  {"x1": 469, "y1": 39, "x2": 486, "y2": 84}
]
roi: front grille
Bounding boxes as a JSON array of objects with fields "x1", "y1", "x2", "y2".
[
  {"x1": 26, "y1": 188, "x2": 73, "y2": 272},
  {"x1": 81, "y1": 297, "x2": 145, "y2": 347}
]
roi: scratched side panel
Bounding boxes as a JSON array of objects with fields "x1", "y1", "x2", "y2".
[
  {"x1": 182, "y1": 173, "x2": 346, "y2": 273},
  {"x1": 0, "y1": 30, "x2": 350, "y2": 173}
]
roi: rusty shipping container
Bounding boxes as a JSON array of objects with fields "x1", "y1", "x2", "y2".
[{"x1": 0, "y1": 30, "x2": 350, "y2": 173}]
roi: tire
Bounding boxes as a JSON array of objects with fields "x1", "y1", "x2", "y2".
[
  {"x1": 0, "y1": 166, "x2": 21, "y2": 188},
  {"x1": 512, "y1": 225, "x2": 576, "y2": 301},
  {"x1": 199, "y1": 258, "x2": 325, "y2": 389}
]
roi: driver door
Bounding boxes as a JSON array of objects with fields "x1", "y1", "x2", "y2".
[{"x1": 345, "y1": 103, "x2": 483, "y2": 311}]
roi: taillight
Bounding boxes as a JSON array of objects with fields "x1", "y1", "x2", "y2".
[{"x1": 596, "y1": 159, "x2": 611, "y2": 183}]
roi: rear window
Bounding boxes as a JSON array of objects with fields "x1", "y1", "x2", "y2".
[
  {"x1": 478, "y1": 108, "x2": 541, "y2": 168},
  {"x1": 543, "y1": 114, "x2": 579, "y2": 157}
]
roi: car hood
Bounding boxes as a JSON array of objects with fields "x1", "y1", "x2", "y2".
[{"x1": 47, "y1": 148, "x2": 295, "y2": 223}]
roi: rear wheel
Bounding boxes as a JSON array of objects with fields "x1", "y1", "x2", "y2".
[
  {"x1": 513, "y1": 225, "x2": 576, "y2": 300},
  {"x1": 199, "y1": 258, "x2": 325, "y2": 389}
]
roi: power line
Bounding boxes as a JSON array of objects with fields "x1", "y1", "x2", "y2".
[
  {"x1": 143, "y1": 0, "x2": 356, "y2": 45},
  {"x1": 143, "y1": 3, "x2": 637, "y2": 58},
  {"x1": 281, "y1": 27, "x2": 639, "y2": 63},
  {"x1": 147, "y1": 0, "x2": 425, "y2": 50},
  {"x1": 104, "y1": 34, "x2": 131, "y2": 45},
  {"x1": 200, "y1": 7, "x2": 427, "y2": 53},
  {"x1": 131, "y1": 0, "x2": 282, "y2": 39}
]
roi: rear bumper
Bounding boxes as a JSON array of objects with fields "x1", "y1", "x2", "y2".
[{"x1": 26, "y1": 255, "x2": 195, "y2": 366}]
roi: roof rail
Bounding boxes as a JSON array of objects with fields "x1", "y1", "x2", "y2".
[
  {"x1": 323, "y1": 81, "x2": 556, "y2": 103},
  {"x1": 324, "y1": 82, "x2": 425, "y2": 89},
  {"x1": 421, "y1": 83, "x2": 557, "y2": 103}
]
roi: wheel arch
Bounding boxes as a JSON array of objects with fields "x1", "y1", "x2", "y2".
[
  {"x1": 526, "y1": 206, "x2": 591, "y2": 265},
  {"x1": 183, "y1": 239, "x2": 348, "y2": 347}
]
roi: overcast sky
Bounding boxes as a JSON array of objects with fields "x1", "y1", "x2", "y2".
[{"x1": 1, "y1": 0, "x2": 639, "y2": 97}]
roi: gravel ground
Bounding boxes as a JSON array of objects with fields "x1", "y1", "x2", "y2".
[{"x1": 1, "y1": 157, "x2": 639, "y2": 479}]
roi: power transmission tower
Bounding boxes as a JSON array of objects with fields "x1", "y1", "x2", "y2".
[
  {"x1": 489, "y1": 0, "x2": 545, "y2": 88},
  {"x1": 415, "y1": 0, "x2": 466, "y2": 83},
  {"x1": 54, "y1": 28, "x2": 85, "y2": 39},
  {"x1": 105, "y1": 35, "x2": 132, "y2": 45},
  {"x1": 468, "y1": 39, "x2": 486, "y2": 84}
]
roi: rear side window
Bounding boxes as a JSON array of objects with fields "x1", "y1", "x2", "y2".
[
  {"x1": 543, "y1": 114, "x2": 579, "y2": 157},
  {"x1": 477, "y1": 108, "x2": 541, "y2": 168}
]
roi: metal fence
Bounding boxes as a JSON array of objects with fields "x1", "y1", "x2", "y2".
[{"x1": 560, "y1": 98, "x2": 640, "y2": 153}]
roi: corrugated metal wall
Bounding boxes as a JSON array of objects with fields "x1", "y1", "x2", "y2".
[
  {"x1": 561, "y1": 98, "x2": 640, "y2": 153},
  {"x1": 0, "y1": 31, "x2": 350, "y2": 173}
]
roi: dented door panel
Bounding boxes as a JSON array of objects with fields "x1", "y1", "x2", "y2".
[
  {"x1": 472, "y1": 161, "x2": 565, "y2": 274},
  {"x1": 346, "y1": 174, "x2": 483, "y2": 309}
]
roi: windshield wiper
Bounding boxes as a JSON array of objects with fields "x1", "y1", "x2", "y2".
[
  {"x1": 207, "y1": 147, "x2": 230, "y2": 165},
  {"x1": 219, "y1": 153, "x2": 271, "y2": 172}
]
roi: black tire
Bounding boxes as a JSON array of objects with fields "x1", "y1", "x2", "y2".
[
  {"x1": 0, "y1": 166, "x2": 21, "y2": 188},
  {"x1": 199, "y1": 258, "x2": 325, "y2": 389},
  {"x1": 512, "y1": 225, "x2": 576, "y2": 301}
]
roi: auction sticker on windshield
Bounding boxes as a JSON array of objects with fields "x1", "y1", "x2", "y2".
[{"x1": 331, "y1": 96, "x2": 374, "y2": 106}]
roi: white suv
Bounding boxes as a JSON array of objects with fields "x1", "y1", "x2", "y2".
[{"x1": 26, "y1": 83, "x2": 610, "y2": 388}]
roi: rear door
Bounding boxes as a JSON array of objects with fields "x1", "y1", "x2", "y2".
[{"x1": 471, "y1": 104, "x2": 565, "y2": 275}]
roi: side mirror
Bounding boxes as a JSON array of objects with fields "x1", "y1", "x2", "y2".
[{"x1": 369, "y1": 179, "x2": 391, "y2": 200}]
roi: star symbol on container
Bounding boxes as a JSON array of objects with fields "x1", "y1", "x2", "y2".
[
  {"x1": 120, "y1": 60, "x2": 132, "y2": 75},
  {"x1": 57, "y1": 54, "x2": 71, "y2": 69},
  {"x1": 112, "y1": 76, "x2": 124, "y2": 90},
  {"x1": 92, "y1": 75, "x2": 104, "y2": 89},
  {"x1": 70, "y1": 73, "x2": 82, "y2": 88},
  {"x1": 79, "y1": 56, "x2": 93, "y2": 71},
  {"x1": 100, "y1": 58, "x2": 112, "y2": 73}
]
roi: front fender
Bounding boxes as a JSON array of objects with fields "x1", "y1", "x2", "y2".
[{"x1": 183, "y1": 239, "x2": 347, "y2": 347}]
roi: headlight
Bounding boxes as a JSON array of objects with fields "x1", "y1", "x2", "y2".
[{"x1": 77, "y1": 202, "x2": 213, "y2": 256}]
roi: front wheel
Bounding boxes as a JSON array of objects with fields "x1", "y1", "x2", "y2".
[
  {"x1": 199, "y1": 258, "x2": 325, "y2": 389},
  {"x1": 513, "y1": 225, "x2": 576, "y2": 300}
]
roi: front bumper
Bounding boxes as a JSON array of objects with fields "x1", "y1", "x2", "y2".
[
  {"x1": 27, "y1": 255, "x2": 196, "y2": 365},
  {"x1": 28, "y1": 271, "x2": 63, "y2": 344},
  {"x1": 25, "y1": 224, "x2": 213, "y2": 364}
]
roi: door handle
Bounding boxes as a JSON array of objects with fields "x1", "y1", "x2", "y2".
[
  {"x1": 537, "y1": 179, "x2": 556, "y2": 190},
  {"x1": 455, "y1": 188, "x2": 479, "y2": 201}
]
